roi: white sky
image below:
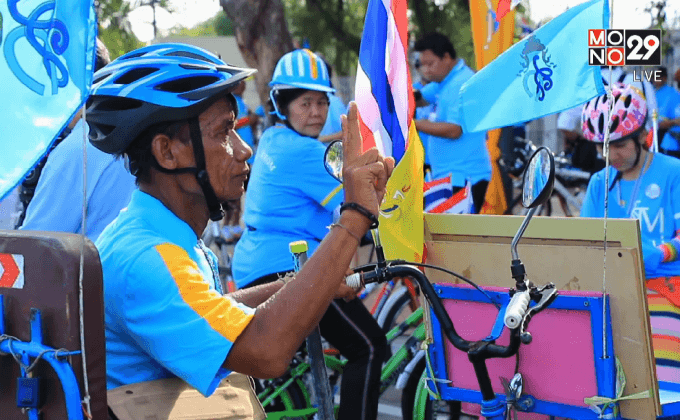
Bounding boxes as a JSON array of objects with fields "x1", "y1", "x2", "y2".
[{"x1": 127, "y1": 0, "x2": 680, "y2": 43}]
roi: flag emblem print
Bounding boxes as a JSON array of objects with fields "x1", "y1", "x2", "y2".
[
  {"x1": 0, "y1": 0, "x2": 97, "y2": 201},
  {"x1": 519, "y1": 36, "x2": 556, "y2": 102}
]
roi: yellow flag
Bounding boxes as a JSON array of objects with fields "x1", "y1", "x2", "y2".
[
  {"x1": 379, "y1": 124, "x2": 425, "y2": 262},
  {"x1": 469, "y1": 0, "x2": 515, "y2": 215}
]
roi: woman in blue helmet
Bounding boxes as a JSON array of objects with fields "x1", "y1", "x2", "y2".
[{"x1": 233, "y1": 49, "x2": 388, "y2": 420}]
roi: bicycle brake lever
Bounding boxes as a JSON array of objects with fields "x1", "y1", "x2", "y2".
[{"x1": 518, "y1": 283, "x2": 558, "y2": 344}]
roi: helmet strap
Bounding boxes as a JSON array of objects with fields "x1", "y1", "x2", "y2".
[
  {"x1": 188, "y1": 117, "x2": 225, "y2": 222},
  {"x1": 270, "y1": 90, "x2": 287, "y2": 121}
]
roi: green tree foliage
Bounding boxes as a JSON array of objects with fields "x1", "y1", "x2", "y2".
[
  {"x1": 282, "y1": 0, "x2": 475, "y2": 75},
  {"x1": 213, "y1": 12, "x2": 236, "y2": 36},
  {"x1": 167, "y1": 12, "x2": 235, "y2": 37},
  {"x1": 644, "y1": 1, "x2": 672, "y2": 56},
  {"x1": 96, "y1": 0, "x2": 144, "y2": 59}
]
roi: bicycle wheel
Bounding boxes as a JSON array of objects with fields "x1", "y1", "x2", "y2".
[
  {"x1": 402, "y1": 358, "x2": 461, "y2": 420},
  {"x1": 254, "y1": 377, "x2": 314, "y2": 419},
  {"x1": 377, "y1": 286, "x2": 413, "y2": 332}
]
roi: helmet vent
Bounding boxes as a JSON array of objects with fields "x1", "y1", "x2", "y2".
[
  {"x1": 598, "y1": 113, "x2": 605, "y2": 133},
  {"x1": 166, "y1": 51, "x2": 217, "y2": 63},
  {"x1": 587, "y1": 118, "x2": 595, "y2": 135},
  {"x1": 623, "y1": 94, "x2": 632, "y2": 108},
  {"x1": 610, "y1": 115, "x2": 620, "y2": 133},
  {"x1": 93, "y1": 72, "x2": 111, "y2": 85},
  {"x1": 90, "y1": 123, "x2": 116, "y2": 137},
  {"x1": 95, "y1": 98, "x2": 143, "y2": 112},
  {"x1": 119, "y1": 51, "x2": 147, "y2": 60},
  {"x1": 115, "y1": 68, "x2": 159, "y2": 85},
  {"x1": 156, "y1": 76, "x2": 220, "y2": 93}
]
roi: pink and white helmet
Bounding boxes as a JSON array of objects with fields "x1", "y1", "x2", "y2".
[{"x1": 581, "y1": 83, "x2": 647, "y2": 143}]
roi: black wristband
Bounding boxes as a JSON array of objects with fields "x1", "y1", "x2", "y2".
[{"x1": 340, "y1": 202, "x2": 379, "y2": 229}]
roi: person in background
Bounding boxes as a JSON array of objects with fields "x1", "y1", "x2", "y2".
[
  {"x1": 413, "y1": 52, "x2": 437, "y2": 180},
  {"x1": 557, "y1": 105, "x2": 605, "y2": 173},
  {"x1": 223, "y1": 80, "x2": 260, "y2": 242},
  {"x1": 233, "y1": 49, "x2": 387, "y2": 420},
  {"x1": 580, "y1": 83, "x2": 680, "y2": 384},
  {"x1": 0, "y1": 187, "x2": 20, "y2": 230},
  {"x1": 654, "y1": 67, "x2": 680, "y2": 159},
  {"x1": 317, "y1": 55, "x2": 347, "y2": 143},
  {"x1": 19, "y1": 39, "x2": 136, "y2": 243},
  {"x1": 413, "y1": 32, "x2": 492, "y2": 213}
]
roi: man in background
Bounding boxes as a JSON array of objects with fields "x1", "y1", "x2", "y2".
[
  {"x1": 654, "y1": 67, "x2": 680, "y2": 159},
  {"x1": 413, "y1": 32, "x2": 492, "y2": 213}
]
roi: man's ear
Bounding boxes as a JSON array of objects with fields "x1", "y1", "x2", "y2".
[{"x1": 151, "y1": 134, "x2": 182, "y2": 170}]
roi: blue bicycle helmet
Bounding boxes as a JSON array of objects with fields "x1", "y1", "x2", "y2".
[
  {"x1": 87, "y1": 43, "x2": 257, "y2": 155},
  {"x1": 269, "y1": 49, "x2": 335, "y2": 120},
  {"x1": 87, "y1": 43, "x2": 257, "y2": 221}
]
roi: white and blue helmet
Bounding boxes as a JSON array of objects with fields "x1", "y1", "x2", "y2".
[{"x1": 269, "y1": 49, "x2": 335, "y2": 119}]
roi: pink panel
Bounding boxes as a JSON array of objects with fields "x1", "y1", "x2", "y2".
[{"x1": 440, "y1": 286, "x2": 599, "y2": 411}]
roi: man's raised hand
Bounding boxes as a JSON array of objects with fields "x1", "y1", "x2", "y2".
[{"x1": 341, "y1": 102, "x2": 395, "y2": 217}]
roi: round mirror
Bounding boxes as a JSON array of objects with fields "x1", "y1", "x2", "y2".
[
  {"x1": 324, "y1": 140, "x2": 344, "y2": 183},
  {"x1": 522, "y1": 147, "x2": 555, "y2": 208}
]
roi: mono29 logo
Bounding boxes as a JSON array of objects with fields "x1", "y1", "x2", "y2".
[{"x1": 588, "y1": 29, "x2": 661, "y2": 66}]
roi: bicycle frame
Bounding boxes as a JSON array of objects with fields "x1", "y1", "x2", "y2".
[{"x1": 256, "y1": 307, "x2": 425, "y2": 418}]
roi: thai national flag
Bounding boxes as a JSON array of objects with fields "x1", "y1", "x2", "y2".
[
  {"x1": 424, "y1": 177, "x2": 474, "y2": 214},
  {"x1": 355, "y1": 0, "x2": 425, "y2": 262},
  {"x1": 355, "y1": 0, "x2": 414, "y2": 162},
  {"x1": 423, "y1": 176, "x2": 453, "y2": 212}
]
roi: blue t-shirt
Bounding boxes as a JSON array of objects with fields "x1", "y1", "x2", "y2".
[
  {"x1": 235, "y1": 94, "x2": 256, "y2": 164},
  {"x1": 427, "y1": 59, "x2": 492, "y2": 186},
  {"x1": 20, "y1": 120, "x2": 136, "y2": 242},
  {"x1": 97, "y1": 190, "x2": 255, "y2": 396},
  {"x1": 232, "y1": 125, "x2": 344, "y2": 287},
  {"x1": 580, "y1": 153, "x2": 680, "y2": 278},
  {"x1": 656, "y1": 85, "x2": 680, "y2": 151},
  {"x1": 320, "y1": 93, "x2": 346, "y2": 137},
  {"x1": 415, "y1": 105, "x2": 433, "y2": 167}
]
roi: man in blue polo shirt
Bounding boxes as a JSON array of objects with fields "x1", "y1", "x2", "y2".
[
  {"x1": 653, "y1": 67, "x2": 680, "y2": 159},
  {"x1": 86, "y1": 44, "x2": 393, "y2": 417},
  {"x1": 413, "y1": 32, "x2": 492, "y2": 213}
]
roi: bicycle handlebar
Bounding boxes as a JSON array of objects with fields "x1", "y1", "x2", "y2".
[
  {"x1": 347, "y1": 264, "x2": 524, "y2": 357},
  {"x1": 343, "y1": 227, "x2": 558, "y2": 402},
  {"x1": 504, "y1": 289, "x2": 531, "y2": 329}
]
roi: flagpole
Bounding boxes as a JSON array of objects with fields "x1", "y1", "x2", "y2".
[{"x1": 601, "y1": 0, "x2": 614, "y2": 361}]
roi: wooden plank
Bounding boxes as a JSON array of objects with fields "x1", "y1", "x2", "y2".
[{"x1": 423, "y1": 213, "x2": 660, "y2": 419}]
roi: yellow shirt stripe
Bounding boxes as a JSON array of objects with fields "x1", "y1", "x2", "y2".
[
  {"x1": 155, "y1": 243, "x2": 254, "y2": 343},
  {"x1": 321, "y1": 184, "x2": 343, "y2": 207}
]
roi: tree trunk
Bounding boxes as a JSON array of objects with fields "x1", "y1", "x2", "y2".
[{"x1": 220, "y1": 0, "x2": 295, "y2": 108}]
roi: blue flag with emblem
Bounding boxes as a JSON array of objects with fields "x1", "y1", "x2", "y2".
[
  {"x1": 0, "y1": 0, "x2": 97, "y2": 200},
  {"x1": 459, "y1": 0, "x2": 608, "y2": 134}
]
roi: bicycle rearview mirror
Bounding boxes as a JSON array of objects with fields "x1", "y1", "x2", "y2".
[
  {"x1": 323, "y1": 140, "x2": 344, "y2": 183},
  {"x1": 511, "y1": 146, "x2": 556, "y2": 288},
  {"x1": 323, "y1": 139, "x2": 387, "y2": 266},
  {"x1": 521, "y1": 147, "x2": 555, "y2": 209}
]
